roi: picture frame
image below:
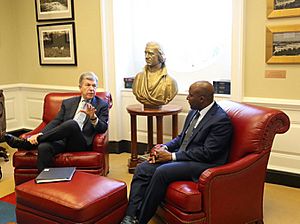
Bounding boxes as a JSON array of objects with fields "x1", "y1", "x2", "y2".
[
  {"x1": 37, "y1": 22, "x2": 77, "y2": 65},
  {"x1": 35, "y1": 0, "x2": 74, "y2": 21},
  {"x1": 266, "y1": 24, "x2": 300, "y2": 64},
  {"x1": 267, "y1": 0, "x2": 300, "y2": 18}
]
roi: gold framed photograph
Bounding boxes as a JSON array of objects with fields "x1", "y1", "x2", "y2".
[
  {"x1": 266, "y1": 25, "x2": 300, "y2": 64},
  {"x1": 267, "y1": 0, "x2": 300, "y2": 18}
]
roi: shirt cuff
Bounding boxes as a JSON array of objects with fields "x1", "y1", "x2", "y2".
[
  {"x1": 90, "y1": 117, "x2": 98, "y2": 126},
  {"x1": 171, "y1": 152, "x2": 176, "y2": 161}
]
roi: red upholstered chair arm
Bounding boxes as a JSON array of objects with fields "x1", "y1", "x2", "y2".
[
  {"x1": 19, "y1": 122, "x2": 47, "y2": 139},
  {"x1": 92, "y1": 131, "x2": 109, "y2": 175},
  {"x1": 198, "y1": 153, "x2": 264, "y2": 189},
  {"x1": 198, "y1": 151, "x2": 269, "y2": 222},
  {"x1": 92, "y1": 131, "x2": 109, "y2": 153}
]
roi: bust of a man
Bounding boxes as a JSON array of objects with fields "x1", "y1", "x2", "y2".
[{"x1": 132, "y1": 42, "x2": 178, "y2": 108}]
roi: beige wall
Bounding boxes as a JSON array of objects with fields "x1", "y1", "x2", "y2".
[
  {"x1": 0, "y1": 0, "x2": 104, "y2": 88},
  {"x1": 1, "y1": 0, "x2": 300, "y2": 99},
  {"x1": 245, "y1": 0, "x2": 300, "y2": 100},
  {"x1": 0, "y1": 0, "x2": 18, "y2": 84}
]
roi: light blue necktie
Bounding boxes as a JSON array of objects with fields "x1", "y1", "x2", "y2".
[{"x1": 73, "y1": 100, "x2": 88, "y2": 130}]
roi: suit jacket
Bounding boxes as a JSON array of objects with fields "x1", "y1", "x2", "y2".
[
  {"x1": 165, "y1": 102, "x2": 232, "y2": 165},
  {"x1": 41, "y1": 96, "x2": 109, "y2": 147}
]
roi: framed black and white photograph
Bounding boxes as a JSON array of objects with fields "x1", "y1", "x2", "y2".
[
  {"x1": 37, "y1": 22, "x2": 77, "y2": 65},
  {"x1": 35, "y1": 0, "x2": 74, "y2": 21},
  {"x1": 267, "y1": 0, "x2": 300, "y2": 18},
  {"x1": 266, "y1": 25, "x2": 300, "y2": 64}
]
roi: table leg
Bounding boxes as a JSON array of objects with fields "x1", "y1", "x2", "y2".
[
  {"x1": 156, "y1": 116, "x2": 163, "y2": 144},
  {"x1": 128, "y1": 114, "x2": 138, "y2": 173},
  {"x1": 172, "y1": 114, "x2": 178, "y2": 138},
  {"x1": 147, "y1": 116, "x2": 153, "y2": 152}
]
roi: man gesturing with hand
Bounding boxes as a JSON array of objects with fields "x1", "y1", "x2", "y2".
[{"x1": 1, "y1": 72, "x2": 108, "y2": 172}]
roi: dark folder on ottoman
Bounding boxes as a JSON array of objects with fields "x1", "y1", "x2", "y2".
[{"x1": 35, "y1": 167, "x2": 76, "y2": 184}]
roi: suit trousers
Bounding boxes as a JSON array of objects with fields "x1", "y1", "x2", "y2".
[
  {"x1": 37, "y1": 120, "x2": 88, "y2": 171},
  {"x1": 127, "y1": 160, "x2": 217, "y2": 224}
]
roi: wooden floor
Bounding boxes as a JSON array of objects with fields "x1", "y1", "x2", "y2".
[{"x1": 1, "y1": 144, "x2": 300, "y2": 223}]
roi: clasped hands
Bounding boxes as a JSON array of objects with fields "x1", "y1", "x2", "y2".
[{"x1": 147, "y1": 144, "x2": 172, "y2": 164}]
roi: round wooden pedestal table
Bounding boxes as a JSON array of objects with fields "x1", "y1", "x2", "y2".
[{"x1": 126, "y1": 104, "x2": 182, "y2": 173}]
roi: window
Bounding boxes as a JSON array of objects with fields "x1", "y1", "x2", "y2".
[{"x1": 113, "y1": 0, "x2": 232, "y2": 92}]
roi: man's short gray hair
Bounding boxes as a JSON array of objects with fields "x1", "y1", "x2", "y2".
[{"x1": 79, "y1": 71, "x2": 99, "y2": 87}]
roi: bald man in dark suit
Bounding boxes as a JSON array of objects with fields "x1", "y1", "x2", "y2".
[{"x1": 121, "y1": 81, "x2": 233, "y2": 224}]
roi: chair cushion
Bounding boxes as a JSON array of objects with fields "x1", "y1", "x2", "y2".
[
  {"x1": 164, "y1": 181, "x2": 202, "y2": 213},
  {"x1": 13, "y1": 150, "x2": 103, "y2": 168}
]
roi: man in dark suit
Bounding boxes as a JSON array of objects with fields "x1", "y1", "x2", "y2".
[
  {"x1": 0, "y1": 71, "x2": 109, "y2": 172},
  {"x1": 121, "y1": 81, "x2": 233, "y2": 224}
]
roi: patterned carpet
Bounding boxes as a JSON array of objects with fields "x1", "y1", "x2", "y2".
[{"x1": 0, "y1": 193, "x2": 16, "y2": 224}]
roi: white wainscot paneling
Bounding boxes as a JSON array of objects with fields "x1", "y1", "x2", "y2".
[
  {"x1": 0, "y1": 83, "x2": 90, "y2": 131},
  {"x1": 244, "y1": 97, "x2": 300, "y2": 174},
  {"x1": 268, "y1": 121, "x2": 300, "y2": 174},
  {"x1": 2, "y1": 85, "x2": 299, "y2": 174},
  {"x1": 3, "y1": 88, "x2": 23, "y2": 131},
  {"x1": 22, "y1": 91, "x2": 47, "y2": 130}
]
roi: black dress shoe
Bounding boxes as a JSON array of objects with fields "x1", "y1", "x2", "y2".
[
  {"x1": 4, "y1": 134, "x2": 34, "y2": 150},
  {"x1": 0, "y1": 147, "x2": 9, "y2": 162},
  {"x1": 120, "y1": 215, "x2": 139, "y2": 224}
]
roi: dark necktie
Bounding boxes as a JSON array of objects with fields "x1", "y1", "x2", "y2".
[{"x1": 179, "y1": 112, "x2": 200, "y2": 151}]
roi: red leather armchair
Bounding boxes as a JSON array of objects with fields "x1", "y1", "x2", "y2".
[
  {"x1": 156, "y1": 100, "x2": 290, "y2": 224},
  {"x1": 13, "y1": 92, "x2": 112, "y2": 186}
]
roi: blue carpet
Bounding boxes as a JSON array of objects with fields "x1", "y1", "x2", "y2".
[{"x1": 0, "y1": 201, "x2": 16, "y2": 224}]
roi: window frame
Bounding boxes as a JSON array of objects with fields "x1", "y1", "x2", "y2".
[{"x1": 100, "y1": 0, "x2": 245, "y2": 140}]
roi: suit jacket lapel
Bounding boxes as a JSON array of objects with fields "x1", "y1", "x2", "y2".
[
  {"x1": 70, "y1": 97, "x2": 81, "y2": 118},
  {"x1": 183, "y1": 110, "x2": 198, "y2": 131},
  {"x1": 90, "y1": 96, "x2": 97, "y2": 109},
  {"x1": 188, "y1": 103, "x2": 218, "y2": 143}
]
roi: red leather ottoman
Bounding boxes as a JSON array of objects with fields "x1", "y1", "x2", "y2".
[{"x1": 15, "y1": 172, "x2": 128, "y2": 224}]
